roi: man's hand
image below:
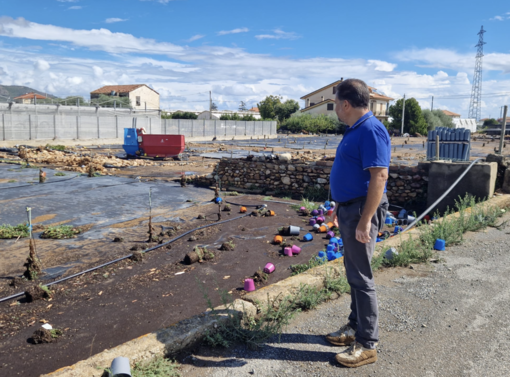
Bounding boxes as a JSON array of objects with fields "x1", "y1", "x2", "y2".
[
  {"x1": 333, "y1": 214, "x2": 339, "y2": 228},
  {"x1": 356, "y1": 218, "x2": 372, "y2": 243}
]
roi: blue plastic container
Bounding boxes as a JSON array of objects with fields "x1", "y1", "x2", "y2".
[
  {"x1": 123, "y1": 128, "x2": 140, "y2": 157},
  {"x1": 434, "y1": 239, "x2": 446, "y2": 251},
  {"x1": 324, "y1": 201, "x2": 331, "y2": 207},
  {"x1": 329, "y1": 237, "x2": 339, "y2": 245},
  {"x1": 394, "y1": 226, "x2": 403, "y2": 234},
  {"x1": 326, "y1": 244, "x2": 335, "y2": 252},
  {"x1": 215, "y1": 197, "x2": 223, "y2": 204},
  {"x1": 316, "y1": 251, "x2": 327, "y2": 262},
  {"x1": 303, "y1": 233, "x2": 313, "y2": 242}
]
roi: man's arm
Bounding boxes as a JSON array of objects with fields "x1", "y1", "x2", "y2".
[{"x1": 355, "y1": 167, "x2": 388, "y2": 243}]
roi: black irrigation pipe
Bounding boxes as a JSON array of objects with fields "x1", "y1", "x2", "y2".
[{"x1": 0, "y1": 212, "x2": 252, "y2": 303}]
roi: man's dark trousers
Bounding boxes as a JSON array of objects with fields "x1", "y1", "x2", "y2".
[{"x1": 336, "y1": 194, "x2": 388, "y2": 349}]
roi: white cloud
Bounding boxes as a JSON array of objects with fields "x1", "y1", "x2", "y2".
[
  {"x1": 68, "y1": 6, "x2": 82, "y2": 10},
  {"x1": 105, "y1": 18, "x2": 128, "y2": 23},
  {"x1": 187, "y1": 34, "x2": 205, "y2": 42},
  {"x1": 255, "y1": 29, "x2": 299, "y2": 40},
  {"x1": 368, "y1": 60, "x2": 397, "y2": 72},
  {"x1": 92, "y1": 66, "x2": 103, "y2": 77},
  {"x1": 35, "y1": 59, "x2": 50, "y2": 71},
  {"x1": 490, "y1": 11, "x2": 510, "y2": 21},
  {"x1": 218, "y1": 28, "x2": 249, "y2": 36}
]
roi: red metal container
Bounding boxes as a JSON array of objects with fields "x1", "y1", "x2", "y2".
[{"x1": 137, "y1": 130, "x2": 185, "y2": 158}]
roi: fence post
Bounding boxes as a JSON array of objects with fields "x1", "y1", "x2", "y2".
[
  {"x1": 1, "y1": 114, "x2": 4, "y2": 141},
  {"x1": 28, "y1": 114, "x2": 32, "y2": 140},
  {"x1": 53, "y1": 114, "x2": 57, "y2": 139},
  {"x1": 116, "y1": 115, "x2": 119, "y2": 138},
  {"x1": 245, "y1": 121, "x2": 247, "y2": 136},
  {"x1": 203, "y1": 119, "x2": 206, "y2": 137},
  {"x1": 76, "y1": 116, "x2": 79, "y2": 139},
  {"x1": 97, "y1": 115, "x2": 100, "y2": 138},
  {"x1": 214, "y1": 120, "x2": 217, "y2": 137},
  {"x1": 191, "y1": 120, "x2": 194, "y2": 138},
  {"x1": 164, "y1": 119, "x2": 167, "y2": 134}
]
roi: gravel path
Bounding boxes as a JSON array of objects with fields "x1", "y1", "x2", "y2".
[{"x1": 180, "y1": 212, "x2": 510, "y2": 377}]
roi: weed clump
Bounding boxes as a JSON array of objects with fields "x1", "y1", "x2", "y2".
[
  {"x1": 220, "y1": 240, "x2": 235, "y2": 251},
  {"x1": 0, "y1": 223, "x2": 30, "y2": 239},
  {"x1": 23, "y1": 238, "x2": 42, "y2": 280},
  {"x1": 131, "y1": 357, "x2": 180, "y2": 377},
  {"x1": 40, "y1": 225, "x2": 81, "y2": 239}
]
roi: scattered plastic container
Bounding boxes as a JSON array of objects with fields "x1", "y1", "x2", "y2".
[
  {"x1": 309, "y1": 218, "x2": 317, "y2": 226},
  {"x1": 434, "y1": 239, "x2": 446, "y2": 251},
  {"x1": 330, "y1": 201, "x2": 336, "y2": 208},
  {"x1": 327, "y1": 209, "x2": 334, "y2": 216},
  {"x1": 240, "y1": 206, "x2": 247, "y2": 213},
  {"x1": 385, "y1": 247, "x2": 398, "y2": 260},
  {"x1": 269, "y1": 210, "x2": 276, "y2": 216},
  {"x1": 319, "y1": 225, "x2": 328, "y2": 233},
  {"x1": 325, "y1": 201, "x2": 331, "y2": 207},
  {"x1": 394, "y1": 226, "x2": 403, "y2": 234},
  {"x1": 326, "y1": 222, "x2": 334, "y2": 229},
  {"x1": 263, "y1": 263, "x2": 275, "y2": 274},
  {"x1": 327, "y1": 250, "x2": 343, "y2": 261},
  {"x1": 317, "y1": 251, "x2": 327, "y2": 262},
  {"x1": 300, "y1": 206, "x2": 306, "y2": 212},
  {"x1": 111, "y1": 357, "x2": 132, "y2": 377},
  {"x1": 274, "y1": 235, "x2": 283, "y2": 244},
  {"x1": 289, "y1": 226, "x2": 300, "y2": 236},
  {"x1": 291, "y1": 245, "x2": 301, "y2": 255},
  {"x1": 303, "y1": 233, "x2": 313, "y2": 241},
  {"x1": 317, "y1": 209, "x2": 324, "y2": 216},
  {"x1": 317, "y1": 216, "x2": 325, "y2": 224},
  {"x1": 215, "y1": 197, "x2": 223, "y2": 204},
  {"x1": 244, "y1": 279, "x2": 256, "y2": 292},
  {"x1": 398, "y1": 209, "x2": 407, "y2": 219},
  {"x1": 329, "y1": 237, "x2": 339, "y2": 245},
  {"x1": 284, "y1": 247, "x2": 293, "y2": 256},
  {"x1": 326, "y1": 230, "x2": 335, "y2": 239},
  {"x1": 311, "y1": 209, "x2": 319, "y2": 216},
  {"x1": 313, "y1": 224, "x2": 321, "y2": 231}
]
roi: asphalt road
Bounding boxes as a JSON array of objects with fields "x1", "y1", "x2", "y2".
[{"x1": 180, "y1": 212, "x2": 510, "y2": 377}]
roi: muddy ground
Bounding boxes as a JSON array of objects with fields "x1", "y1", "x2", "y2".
[{"x1": 179, "y1": 212, "x2": 510, "y2": 377}]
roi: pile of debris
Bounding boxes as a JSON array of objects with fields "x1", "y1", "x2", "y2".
[{"x1": 18, "y1": 146, "x2": 158, "y2": 174}]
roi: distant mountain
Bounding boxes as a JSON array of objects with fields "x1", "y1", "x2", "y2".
[{"x1": 0, "y1": 85, "x2": 57, "y2": 103}]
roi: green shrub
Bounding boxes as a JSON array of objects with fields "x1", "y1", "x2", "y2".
[
  {"x1": 0, "y1": 224, "x2": 30, "y2": 239},
  {"x1": 40, "y1": 225, "x2": 81, "y2": 239}
]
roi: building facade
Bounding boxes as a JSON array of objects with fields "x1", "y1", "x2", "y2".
[
  {"x1": 13, "y1": 93, "x2": 47, "y2": 104},
  {"x1": 90, "y1": 84, "x2": 160, "y2": 110},
  {"x1": 300, "y1": 79, "x2": 393, "y2": 122}
]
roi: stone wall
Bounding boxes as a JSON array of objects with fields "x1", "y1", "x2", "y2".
[{"x1": 194, "y1": 158, "x2": 430, "y2": 204}]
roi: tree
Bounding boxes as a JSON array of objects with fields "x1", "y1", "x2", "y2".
[
  {"x1": 280, "y1": 113, "x2": 343, "y2": 134},
  {"x1": 422, "y1": 109, "x2": 455, "y2": 131},
  {"x1": 257, "y1": 95, "x2": 282, "y2": 120},
  {"x1": 432, "y1": 110, "x2": 455, "y2": 128},
  {"x1": 90, "y1": 94, "x2": 131, "y2": 108},
  {"x1": 211, "y1": 102, "x2": 218, "y2": 111},
  {"x1": 389, "y1": 98, "x2": 427, "y2": 135},
  {"x1": 170, "y1": 111, "x2": 198, "y2": 119},
  {"x1": 274, "y1": 99, "x2": 300, "y2": 123},
  {"x1": 238, "y1": 101, "x2": 247, "y2": 111},
  {"x1": 483, "y1": 118, "x2": 499, "y2": 126}
]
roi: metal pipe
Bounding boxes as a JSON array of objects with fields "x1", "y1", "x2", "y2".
[{"x1": 499, "y1": 106, "x2": 508, "y2": 154}]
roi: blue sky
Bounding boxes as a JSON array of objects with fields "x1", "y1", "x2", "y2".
[{"x1": 0, "y1": 0, "x2": 509, "y2": 118}]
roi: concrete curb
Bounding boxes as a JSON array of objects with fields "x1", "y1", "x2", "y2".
[{"x1": 41, "y1": 194, "x2": 510, "y2": 377}]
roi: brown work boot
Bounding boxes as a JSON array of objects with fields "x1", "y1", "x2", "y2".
[
  {"x1": 335, "y1": 341, "x2": 377, "y2": 368},
  {"x1": 325, "y1": 324, "x2": 356, "y2": 346}
]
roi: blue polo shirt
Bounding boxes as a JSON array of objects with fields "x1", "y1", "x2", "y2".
[{"x1": 330, "y1": 111, "x2": 391, "y2": 203}]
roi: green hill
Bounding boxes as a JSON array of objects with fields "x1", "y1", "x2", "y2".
[{"x1": 0, "y1": 85, "x2": 56, "y2": 103}]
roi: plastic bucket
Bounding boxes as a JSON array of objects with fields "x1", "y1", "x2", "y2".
[
  {"x1": 309, "y1": 218, "x2": 317, "y2": 226},
  {"x1": 240, "y1": 206, "x2": 247, "y2": 213},
  {"x1": 326, "y1": 244, "x2": 335, "y2": 252},
  {"x1": 385, "y1": 247, "x2": 398, "y2": 260},
  {"x1": 244, "y1": 279, "x2": 256, "y2": 292},
  {"x1": 330, "y1": 201, "x2": 336, "y2": 208},
  {"x1": 326, "y1": 222, "x2": 334, "y2": 229},
  {"x1": 284, "y1": 247, "x2": 293, "y2": 256},
  {"x1": 300, "y1": 206, "x2": 306, "y2": 212},
  {"x1": 329, "y1": 237, "x2": 339, "y2": 245},
  {"x1": 311, "y1": 209, "x2": 319, "y2": 216},
  {"x1": 324, "y1": 201, "x2": 331, "y2": 207},
  {"x1": 434, "y1": 239, "x2": 446, "y2": 251},
  {"x1": 291, "y1": 245, "x2": 301, "y2": 255},
  {"x1": 289, "y1": 226, "x2": 300, "y2": 236},
  {"x1": 273, "y1": 235, "x2": 283, "y2": 244},
  {"x1": 319, "y1": 225, "x2": 328, "y2": 233},
  {"x1": 394, "y1": 226, "x2": 403, "y2": 234},
  {"x1": 263, "y1": 263, "x2": 275, "y2": 274},
  {"x1": 215, "y1": 197, "x2": 223, "y2": 204},
  {"x1": 110, "y1": 357, "x2": 132, "y2": 377},
  {"x1": 313, "y1": 224, "x2": 321, "y2": 231},
  {"x1": 326, "y1": 231, "x2": 335, "y2": 239},
  {"x1": 303, "y1": 233, "x2": 313, "y2": 241},
  {"x1": 316, "y1": 216, "x2": 325, "y2": 224},
  {"x1": 317, "y1": 209, "x2": 324, "y2": 216},
  {"x1": 327, "y1": 209, "x2": 334, "y2": 216},
  {"x1": 269, "y1": 210, "x2": 276, "y2": 216}
]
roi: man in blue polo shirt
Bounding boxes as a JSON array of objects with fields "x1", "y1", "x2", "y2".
[{"x1": 325, "y1": 79, "x2": 390, "y2": 368}]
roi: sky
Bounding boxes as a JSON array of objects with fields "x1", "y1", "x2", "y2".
[{"x1": 0, "y1": 0, "x2": 509, "y2": 119}]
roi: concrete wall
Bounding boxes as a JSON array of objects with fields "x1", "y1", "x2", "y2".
[
  {"x1": 161, "y1": 119, "x2": 277, "y2": 138},
  {"x1": 427, "y1": 161, "x2": 498, "y2": 213},
  {"x1": 129, "y1": 86, "x2": 160, "y2": 110}
]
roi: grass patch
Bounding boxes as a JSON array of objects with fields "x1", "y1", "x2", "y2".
[
  {"x1": 290, "y1": 255, "x2": 326, "y2": 276},
  {"x1": 7, "y1": 179, "x2": 16, "y2": 183},
  {"x1": 263, "y1": 196, "x2": 273, "y2": 201},
  {"x1": 290, "y1": 198, "x2": 316, "y2": 212},
  {"x1": 0, "y1": 223, "x2": 30, "y2": 239},
  {"x1": 46, "y1": 144, "x2": 66, "y2": 152},
  {"x1": 224, "y1": 191, "x2": 240, "y2": 196},
  {"x1": 50, "y1": 329, "x2": 63, "y2": 338},
  {"x1": 132, "y1": 357, "x2": 180, "y2": 377},
  {"x1": 303, "y1": 186, "x2": 329, "y2": 202},
  {"x1": 40, "y1": 225, "x2": 81, "y2": 239},
  {"x1": 54, "y1": 172, "x2": 66, "y2": 176},
  {"x1": 294, "y1": 284, "x2": 330, "y2": 310}
]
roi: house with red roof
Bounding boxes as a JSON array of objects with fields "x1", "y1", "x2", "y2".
[{"x1": 14, "y1": 92, "x2": 47, "y2": 104}]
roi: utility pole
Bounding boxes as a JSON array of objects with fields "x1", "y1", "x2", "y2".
[
  {"x1": 209, "y1": 91, "x2": 212, "y2": 120},
  {"x1": 468, "y1": 26, "x2": 486, "y2": 121},
  {"x1": 431, "y1": 96, "x2": 434, "y2": 111},
  {"x1": 499, "y1": 106, "x2": 508, "y2": 155},
  {"x1": 401, "y1": 94, "x2": 406, "y2": 136}
]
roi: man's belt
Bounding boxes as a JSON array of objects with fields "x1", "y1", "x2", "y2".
[{"x1": 336, "y1": 196, "x2": 366, "y2": 207}]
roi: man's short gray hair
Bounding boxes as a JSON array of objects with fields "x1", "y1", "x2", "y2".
[{"x1": 335, "y1": 79, "x2": 370, "y2": 109}]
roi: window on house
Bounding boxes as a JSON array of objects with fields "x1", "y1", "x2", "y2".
[
  {"x1": 333, "y1": 87, "x2": 336, "y2": 95},
  {"x1": 306, "y1": 98, "x2": 310, "y2": 107},
  {"x1": 136, "y1": 96, "x2": 141, "y2": 106},
  {"x1": 327, "y1": 103, "x2": 334, "y2": 111},
  {"x1": 370, "y1": 102, "x2": 374, "y2": 111},
  {"x1": 310, "y1": 102, "x2": 316, "y2": 107}
]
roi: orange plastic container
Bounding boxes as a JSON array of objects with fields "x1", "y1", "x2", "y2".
[
  {"x1": 274, "y1": 235, "x2": 283, "y2": 244},
  {"x1": 269, "y1": 210, "x2": 276, "y2": 216},
  {"x1": 319, "y1": 225, "x2": 328, "y2": 233},
  {"x1": 327, "y1": 222, "x2": 334, "y2": 229},
  {"x1": 240, "y1": 207, "x2": 247, "y2": 213}
]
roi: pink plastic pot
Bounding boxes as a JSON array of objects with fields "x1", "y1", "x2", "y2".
[
  {"x1": 263, "y1": 263, "x2": 275, "y2": 274},
  {"x1": 291, "y1": 245, "x2": 301, "y2": 255},
  {"x1": 244, "y1": 279, "x2": 256, "y2": 292},
  {"x1": 284, "y1": 247, "x2": 293, "y2": 256}
]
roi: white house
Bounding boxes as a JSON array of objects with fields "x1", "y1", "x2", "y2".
[
  {"x1": 90, "y1": 84, "x2": 160, "y2": 110},
  {"x1": 300, "y1": 79, "x2": 394, "y2": 122},
  {"x1": 197, "y1": 109, "x2": 261, "y2": 120},
  {"x1": 452, "y1": 118, "x2": 477, "y2": 133}
]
